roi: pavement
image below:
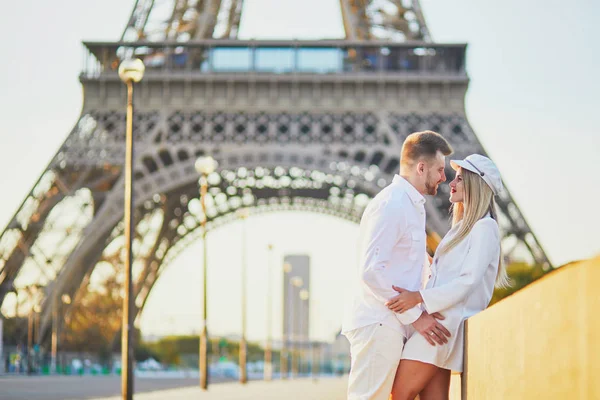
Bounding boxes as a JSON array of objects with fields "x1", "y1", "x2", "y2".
[
  {"x1": 91, "y1": 377, "x2": 348, "y2": 400},
  {"x1": 0, "y1": 375, "x2": 348, "y2": 400},
  {"x1": 0, "y1": 375, "x2": 216, "y2": 400}
]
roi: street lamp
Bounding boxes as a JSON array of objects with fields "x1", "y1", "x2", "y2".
[
  {"x1": 281, "y1": 262, "x2": 292, "y2": 379},
  {"x1": 237, "y1": 207, "x2": 250, "y2": 384},
  {"x1": 26, "y1": 303, "x2": 41, "y2": 375},
  {"x1": 33, "y1": 304, "x2": 41, "y2": 339},
  {"x1": 195, "y1": 155, "x2": 218, "y2": 390},
  {"x1": 51, "y1": 295, "x2": 58, "y2": 374},
  {"x1": 312, "y1": 343, "x2": 320, "y2": 382},
  {"x1": 264, "y1": 244, "x2": 274, "y2": 381},
  {"x1": 118, "y1": 57, "x2": 145, "y2": 400},
  {"x1": 51, "y1": 293, "x2": 71, "y2": 374},
  {"x1": 289, "y1": 276, "x2": 303, "y2": 378},
  {"x1": 34, "y1": 304, "x2": 41, "y2": 374},
  {"x1": 298, "y1": 289, "x2": 309, "y2": 376},
  {"x1": 27, "y1": 307, "x2": 33, "y2": 375}
]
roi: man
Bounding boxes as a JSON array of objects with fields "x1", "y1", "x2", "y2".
[{"x1": 342, "y1": 131, "x2": 453, "y2": 400}]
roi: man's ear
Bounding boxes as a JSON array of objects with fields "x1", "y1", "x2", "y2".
[{"x1": 416, "y1": 161, "x2": 425, "y2": 176}]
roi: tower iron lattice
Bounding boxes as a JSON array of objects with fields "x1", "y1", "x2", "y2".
[{"x1": 0, "y1": 0, "x2": 550, "y2": 344}]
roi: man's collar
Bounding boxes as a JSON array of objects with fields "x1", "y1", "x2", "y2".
[{"x1": 392, "y1": 175, "x2": 426, "y2": 205}]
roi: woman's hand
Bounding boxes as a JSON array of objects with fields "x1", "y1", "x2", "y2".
[{"x1": 385, "y1": 286, "x2": 423, "y2": 313}]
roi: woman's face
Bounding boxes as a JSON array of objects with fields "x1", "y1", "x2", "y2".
[{"x1": 449, "y1": 169, "x2": 465, "y2": 203}]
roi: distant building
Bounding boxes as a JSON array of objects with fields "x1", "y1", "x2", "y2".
[{"x1": 331, "y1": 330, "x2": 351, "y2": 374}]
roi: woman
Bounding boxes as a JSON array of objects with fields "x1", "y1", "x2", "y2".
[{"x1": 386, "y1": 154, "x2": 510, "y2": 400}]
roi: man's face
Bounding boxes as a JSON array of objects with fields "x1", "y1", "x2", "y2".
[{"x1": 421, "y1": 151, "x2": 447, "y2": 196}]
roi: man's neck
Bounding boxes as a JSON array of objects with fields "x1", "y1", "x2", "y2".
[{"x1": 399, "y1": 173, "x2": 425, "y2": 195}]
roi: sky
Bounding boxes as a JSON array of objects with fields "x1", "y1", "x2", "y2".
[{"x1": 0, "y1": 0, "x2": 599, "y2": 343}]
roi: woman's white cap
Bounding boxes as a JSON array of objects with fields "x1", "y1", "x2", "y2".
[{"x1": 450, "y1": 154, "x2": 503, "y2": 196}]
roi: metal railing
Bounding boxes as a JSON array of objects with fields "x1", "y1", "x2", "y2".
[{"x1": 81, "y1": 40, "x2": 467, "y2": 79}]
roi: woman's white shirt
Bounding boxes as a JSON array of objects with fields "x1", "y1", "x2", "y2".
[
  {"x1": 420, "y1": 216, "x2": 500, "y2": 319},
  {"x1": 400, "y1": 216, "x2": 501, "y2": 372}
]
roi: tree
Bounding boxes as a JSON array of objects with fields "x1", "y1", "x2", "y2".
[
  {"x1": 61, "y1": 275, "x2": 122, "y2": 354},
  {"x1": 0, "y1": 316, "x2": 28, "y2": 346},
  {"x1": 143, "y1": 335, "x2": 277, "y2": 366},
  {"x1": 490, "y1": 262, "x2": 547, "y2": 305}
]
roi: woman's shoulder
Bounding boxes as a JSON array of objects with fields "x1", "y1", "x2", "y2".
[{"x1": 470, "y1": 217, "x2": 500, "y2": 239}]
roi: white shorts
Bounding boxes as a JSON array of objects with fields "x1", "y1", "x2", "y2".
[{"x1": 345, "y1": 323, "x2": 406, "y2": 400}]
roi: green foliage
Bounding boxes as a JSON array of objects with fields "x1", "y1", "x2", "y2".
[
  {"x1": 62, "y1": 276, "x2": 123, "y2": 353},
  {"x1": 134, "y1": 341, "x2": 161, "y2": 362},
  {"x1": 59, "y1": 275, "x2": 156, "y2": 363},
  {"x1": 144, "y1": 335, "x2": 198, "y2": 365},
  {"x1": 143, "y1": 335, "x2": 274, "y2": 366},
  {"x1": 490, "y1": 262, "x2": 546, "y2": 305},
  {"x1": 0, "y1": 316, "x2": 27, "y2": 346}
]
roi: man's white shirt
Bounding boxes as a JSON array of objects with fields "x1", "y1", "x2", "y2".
[{"x1": 342, "y1": 175, "x2": 427, "y2": 337}]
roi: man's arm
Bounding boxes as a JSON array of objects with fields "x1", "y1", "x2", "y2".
[{"x1": 360, "y1": 199, "x2": 422, "y2": 325}]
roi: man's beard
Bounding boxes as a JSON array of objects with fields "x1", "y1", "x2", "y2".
[{"x1": 425, "y1": 178, "x2": 439, "y2": 196}]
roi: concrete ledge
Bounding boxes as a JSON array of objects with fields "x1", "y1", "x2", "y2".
[{"x1": 463, "y1": 257, "x2": 600, "y2": 399}]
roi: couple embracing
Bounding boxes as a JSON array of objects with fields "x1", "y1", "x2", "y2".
[{"x1": 342, "y1": 131, "x2": 509, "y2": 400}]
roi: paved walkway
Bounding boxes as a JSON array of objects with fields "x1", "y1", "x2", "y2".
[
  {"x1": 0, "y1": 375, "x2": 225, "y2": 400},
  {"x1": 90, "y1": 377, "x2": 348, "y2": 400}
]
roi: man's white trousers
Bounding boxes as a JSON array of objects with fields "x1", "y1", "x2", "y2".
[{"x1": 346, "y1": 322, "x2": 405, "y2": 400}]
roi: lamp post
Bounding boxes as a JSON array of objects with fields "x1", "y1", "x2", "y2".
[
  {"x1": 27, "y1": 307, "x2": 34, "y2": 374},
  {"x1": 238, "y1": 207, "x2": 249, "y2": 384},
  {"x1": 281, "y1": 262, "x2": 292, "y2": 379},
  {"x1": 195, "y1": 155, "x2": 218, "y2": 390},
  {"x1": 26, "y1": 303, "x2": 41, "y2": 375},
  {"x1": 51, "y1": 294, "x2": 71, "y2": 374},
  {"x1": 298, "y1": 289, "x2": 309, "y2": 376},
  {"x1": 34, "y1": 305, "x2": 40, "y2": 373},
  {"x1": 50, "y1": 295, "x2": 58, "y2": 374},
  {"x1": 34, "y1": 305, "x2": 41, "y2": 346},
  {"x1": 118, "y1": 57, "x2": 145, "y2": 400},
  {"x1": 264, "y1": 244, "x2": 274, "y2": 381},
  {"x1": 289, "y1": 276, "x2": 303, "y2": 378},
  {"x1": 312, "y1": 343, "x2": 320, "y2": 382}
]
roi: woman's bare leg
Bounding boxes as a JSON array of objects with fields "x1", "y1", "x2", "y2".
[
  {"x1": 419, "y1": 368, "x2": 451, "y2": 400},
  {"x1": 390, "y1": 360, "x2": 439, "y2": 400}
]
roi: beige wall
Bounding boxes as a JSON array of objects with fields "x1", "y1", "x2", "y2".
[{"x1": 460, "y1": 257, "x2": 600, "y2": 399}]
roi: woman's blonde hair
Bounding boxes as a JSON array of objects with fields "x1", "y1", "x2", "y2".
[{"x1": 439, "y1": 168, "x2": 510, "y2": 288}]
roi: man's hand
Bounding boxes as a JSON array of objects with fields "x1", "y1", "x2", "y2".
[
  {"x1": 385, "y1": 286, "x2": 422, "y2": 313},
  {"x1": 431, "y1": 312, "x2": 445, "y2": 320},
  {"x1": 412, "y1": 312, "x2": 451, "y2": 346}
]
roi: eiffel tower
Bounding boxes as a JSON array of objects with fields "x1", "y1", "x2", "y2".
[{"x1": 0, "y1": 0, "x2": 550, "y2": 345}]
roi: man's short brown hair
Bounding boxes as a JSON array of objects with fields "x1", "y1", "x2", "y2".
[{"x1": 400, "y1": 130, "x2": 453, "y2": 168}]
